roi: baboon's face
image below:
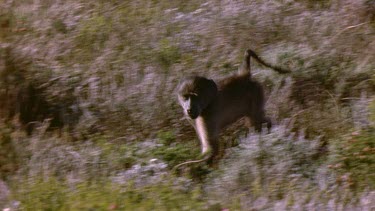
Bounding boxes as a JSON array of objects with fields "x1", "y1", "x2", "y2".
[
  {"x1": 177, "y1": 76, "x2": 218, "y2": 119},
  {"x1": 178, "y1": 92, "x2": 200, "y2": 119}
]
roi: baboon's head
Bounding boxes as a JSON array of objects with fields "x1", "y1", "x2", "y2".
[{"x1": 177, "y1": 76, "x2": 218, "y2": 119}]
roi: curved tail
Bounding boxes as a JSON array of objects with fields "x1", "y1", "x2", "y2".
[{"x1": 239, "y1": 49, "x2": 290, "y2": 76}]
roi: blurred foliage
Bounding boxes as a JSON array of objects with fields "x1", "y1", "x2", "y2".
[
  {"x1": 0, "y1": 124, "x2": 17, "y2": 179},
  {"x1": 153, "y1": 130, "x2": 200, "y2": 167},
  {"x1": 330, "y1": 129, "x2": 375, "y2": 190},
  {"x1": 370, "y1": 98, "x2": 375, "y2": 124},
  {"x1": 12, "y1": 177, "x2": 208, "y2": 211},
  {"x1": 0, "y1": 0, "x2": 374, "y2": 209},
  {"x1": 152, "y1": 144, "x2": 198, "y2": 168},
  {"x1": 75, "y1": 15, "x2": 113, "y2": 62},
  {"x1": 329, "y1": 108, "x2": 375, "y2": 191},
  {"x1": 156, "y1": 130, "x2": 176, "y2": 146},
  {"x1": 212, "y1": 131, "x2": 323, "y2": 188},
  {"x1": 289, "y1": 103, "x2": 350, "y2": 141},
  {"x1": 1, "y1": 0, "x2": 374, "y2": 139},
  {"x1": 157, "y1": 38, "x2": 181, "y2": 70}
]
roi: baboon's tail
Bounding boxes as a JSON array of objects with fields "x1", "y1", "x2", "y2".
[
  {"x1": 240, "y1": 49, "x2": 290, "y2": 75},
  {"x1": 239, "y1": 49, "x2": 252, "y2": 76}
]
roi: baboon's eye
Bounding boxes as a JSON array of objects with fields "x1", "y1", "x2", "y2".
[
  {"x1": 189, "y1": 93, "x2": 199, "y2": 100},
  {"x1": 183, "y1": 95, "x2": 189, "y2": 100}
]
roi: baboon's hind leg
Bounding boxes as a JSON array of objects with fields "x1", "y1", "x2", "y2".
[
  {"x1": 245, "y1": 116, "x2": 271, "y2": 134},
  {"x1": 263, "y1": 116, "x2": 272, "y2": 133},
  {"x1": 244, "y1": 116, "x2": 253, "y2": 136},
  {"x1": 248, "y1": 109, "x2": 271, "y2": 133}
]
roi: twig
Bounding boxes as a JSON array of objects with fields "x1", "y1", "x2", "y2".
[
  {"x1": 109, "y1": 136, "x2": 129, "y2": 143},
  {"x1": 285, "y1": 109, "x2": 309, "y2": 129},
  {"x1": 324, "y1": 90, "x2": 340, "y2": 116},
  {"x1": 330, "y1": 22, "x2": 369, "y2": 42},
  {"x1": 172, "y1": 153, "x2": 211, "y2": 171}
]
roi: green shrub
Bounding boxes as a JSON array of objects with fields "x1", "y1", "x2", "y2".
[
  {"x1": 12, "y1": 177, "x2": 207, "y2": 210},
  {"x1": 13, "y1": 177, "x2": 67, "y2": 210},
  {"x1": 157, "y1": 38, "x2": 181, "y2": 70},
  {"x1": 75, "y1": 15, "x2": 113, "y2": 62},
  {"x1": 153, "y1": 130, "x2": 199, "y2": 167},
  {"x1": 52, "y1": 19, "x2": 67, "y2": 34},
  {"x1": 370, "y1": 98, "x2": 375, "y2": 124},
  {"x1": 152, "y1": 143, "x2": 199, "y2": 168},
  {"x1": 157, "y1": 130, "x2": 176, "y2": 146},
  {"x1": 0, "y1": 124, "x2": 17, "y2": 179},
  {"x1": 329, "y1": 128, "x2": 375, "y2": 190}
]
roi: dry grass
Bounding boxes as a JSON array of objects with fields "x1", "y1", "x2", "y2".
[{"x1": 0, "y1": 0, "x2": 374, "y2": 209}]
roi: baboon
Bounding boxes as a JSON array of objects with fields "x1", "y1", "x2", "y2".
[{"x1": 175, "y1": 49, "x2": 290, "y2": 168}]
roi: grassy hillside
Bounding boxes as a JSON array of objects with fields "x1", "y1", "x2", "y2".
[{"x1": 0, "y1": 0, "x2": 374, "y2": 210}]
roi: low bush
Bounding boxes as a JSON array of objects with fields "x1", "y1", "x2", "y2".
[{"x1": 12, "y1": 176, "x2": 207, "y2": 211}]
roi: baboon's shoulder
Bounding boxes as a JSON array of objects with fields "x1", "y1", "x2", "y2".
[{"x1": 217, "y1": 74, "x2": 250, "y2": 89}]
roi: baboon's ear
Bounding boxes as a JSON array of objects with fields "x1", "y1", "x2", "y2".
[
  {"x1": 202, "y1": 79, "x2": 218, "y2": 103},
  {"x1": 207, "y1": 79, "x2": 218, "y2": 94}
]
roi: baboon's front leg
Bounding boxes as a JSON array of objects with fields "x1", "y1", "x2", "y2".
[
  {"x1": 195, "y1": 117, "x2": 221, "y2": 166},
  {"x1": 205, "y1": 135, "x2": 221, "y2": 166},
  {"x1": 195, "y1": 117, "x2": 211, "y2": 155}
]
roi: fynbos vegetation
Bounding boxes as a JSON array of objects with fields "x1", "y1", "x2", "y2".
[{"x1": 0, "y1": 0, "x2": 374, "y2": 210}]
